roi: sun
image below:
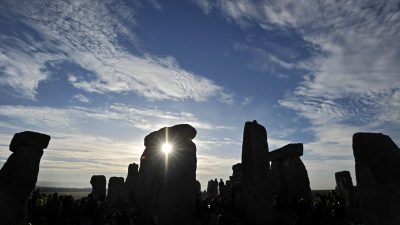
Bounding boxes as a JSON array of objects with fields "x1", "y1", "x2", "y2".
[{"x1": 161, "y1": 143, "x2": 173, "y2": 154}]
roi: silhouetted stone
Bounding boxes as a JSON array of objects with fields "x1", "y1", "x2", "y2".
[
  {"x1": 225, "y1": 180, "x2": 232, "y2": 203},
  {"x1": 137, "y1": 124, "x2": 197, "y2": 225},
  {"x1": 0, "y1": 131, "x2": 50, "y2": 225},
  {"x1": 107, "y1": 176, "x2": 125, "y2": 206},
  {"x1": 353, "y1": 132, "x2": 400, "y2": 225},
  {"x1": 219, "y1": 179, "x2": 226, "y2": 196},
  {"x1": 269, "y1": 143, "x2": 303, "y2": 161},
  {"x1": 270, "y1": 143, "x2": 311, "y2": 201},
  {"x1": 9, "y1": 131, "x2": 50, "y2": 152},
  {"x1": 242, "y1": 121, "x2": 273, "y2": 224},
  {"x1": 335, "y1": 171, "x2": 355, "y2": 207},
  {"x1": 230, "y1": 163, "x2": 244, "y2": 212},
  {"x1": 125, "y1": 163, "x2": 138, "y2": 206},
  {"x1": 232, "y1": 163, "x2": 242, "y2": 180},
  {"x1": 195, "y1": 180, "x2": 201, "y2": 194},
  {"x1": 207, "y1": 179, "x2": 218, "y2": 198},
  {"x1": 90, "y1": 175, "x2": 106, "y2": 201},
  {"x1": 207, "y1": 180, "x2": 218, "y2": 198},
  {"x1": 125, "y1": 163, "x2": 138, "y2": 189}
]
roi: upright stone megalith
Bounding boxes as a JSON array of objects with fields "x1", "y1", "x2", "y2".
[
  {"x1": 107, "y1": 176, "x2": 125, "y2": 207},
  {"x1": 137, "y1": 124, "x2": 197, "y2": 225},
  {"x1": 0, "y1": 131, "x2": 50, "y2": 225},
  {"x1": 241, "y1": 121, "x2": 273, "y2": 224},
  {"x1": 353, "y1": 132, "x2": 400, "y2": 225},
  {"x1": 207, "y1": 179, "x2": 218, "y2": 198},
  {"x1": 90, "y1": 175, "x2": 106, "y2": 200},
  {"x1": 269, "y1": 143, "x2": 311, "y2": 201},
  {"x1": 230, "y1": 163, "x2": 244, "y2": 212},
  {"x1": 125, "y1": 163, "x2": 139, "y2": 206},
  {"x1": 125, "y1": 163, "x2": 139, "y2": 190},
  {"x1": 335, "y1": 171, "x2": 355, "y2": 207}
]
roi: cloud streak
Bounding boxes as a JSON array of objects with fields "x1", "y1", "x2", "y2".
[
  {"x1": 0, "y1": 0, "x2": 232, "y2": 102},
  {"x1": 196, "y1": 0, "x2": 400, "y2": 147},
  {"x1": 192, "y1": 0, "x2": 400, "y2": 187},
  {"x1": 0, "y1": 104, "x2": 231, "y2": 132},
  {"x1": 0, "y1": 104, "x2": 236, "y2": 188}
]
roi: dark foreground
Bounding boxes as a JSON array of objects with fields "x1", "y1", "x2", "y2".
[{"x1": 27, "y1": 188, "x2": 362, "y2": 225}]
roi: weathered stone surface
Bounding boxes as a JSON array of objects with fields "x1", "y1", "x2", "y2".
[
  {"x1": 0, "y1": 131, "x2": 50, "y2": 225},
  {"x1": 353, "y1": 132, "x2": 400, "y2": 225},
  {"x1": 241, "y1": 120, "x2": 273, "y2": 224},
  {"x1": 335, "y1": 171, "x2": 355, "y2": 207},
  {"x1": 270, "y1": 143, "x2": 310, "y2": 201},
  {"x1": 269, "y1": 143, "x2": 303, "y2": 161},
  {"x1": 137, "y1": 124, "x2": 197, "y2": 225},
  {"x1": 90, "y1": 175, "x2": 106, "y2": 200},
  {"x1": 107, "y1": 176, "x2": 125, "y2": 206}
]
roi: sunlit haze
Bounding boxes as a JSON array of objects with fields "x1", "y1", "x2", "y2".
[{"x1": 162, "y1": 143, "x2": 173, "y2": 155}]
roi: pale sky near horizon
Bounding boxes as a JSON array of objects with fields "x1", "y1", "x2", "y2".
[{"x1": 0, "y1": 0, "x2": 399, "y2": 190}]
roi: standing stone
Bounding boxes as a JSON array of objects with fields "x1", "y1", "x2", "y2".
[
  {"x1": 207, "y1": 179, "x2": 218, "y2": 198},
  {"x1": 125, "y1": 163, "x2": 139, "y2": 190},
  {"x1": 230, "y1": 163, "x2": 244, "y2": 212},
  {"x1": 90, "y1": 175, "x2": 106, "y2": 201},
  {"x1": 353, "y1": 133, "x2": 400, "y2": 225},
  {"x1": 125, "y1": 163, "x2": 139, "y2": 206},
  {"x1": 232, "y1": 163, "x2": 243, "y2": 180},
  {"x1": 219, "y1": 179, "x2": 226, "y2": 196},
  {"x1": 0, "y1": 131, "x2": 50, "y2": 225},
  {"x1": 137, "y1": 124, "x2": 197, "y2": 225},
  {"x1": 242, "y1": 121, "x2": 274, "y2": 224},
  {"x1": 212, "y1": 179, "x2": 218, "y2": 197},
  {"x1": 107, "y1": 176, "x2": 125, "y2": 207},
  {"x1": 335, "y1": 171, "x2": 356, "y2": 207},
  {"x1": 195, "y1": 180, "x2": 201, "y2": 194},
  {"x1": 225, "y1": 180, "x2": 232, "y2": 203},
  {"x1": 269, "y1": 143, "x2": 311, "y2": 201}
]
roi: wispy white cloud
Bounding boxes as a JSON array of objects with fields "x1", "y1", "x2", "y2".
[
  {"x1": 146, "y1": 0, "x2": 163, "y2": 11},
  {"x1": 0, "y1": 131, "x2": 143, "y2": 188},
  {"x1": 198, "y1": 0, "x2": 400, "y2": 148},
  {"x1": 191, "y1": 0, "x2": 216, "y2": 15},
  {"x1": 0, "y1": 14, "x2": 65, "y2": 100},
  {"x1": 0, "y1": 0, "x2": 232, "y2": 103},
  {"x1": 0, "y1": 104, "x2": 231, "y2": 132},
  {"x1": 194, "y1": 0, "x2": 400, "y2": 188},
  {"x1": 0, "y1": 104, "x2": 236, "y2": 187},
  {"x1": 72, "y1": 94, "x2": 90, "y2": 103},
  {"x1": 233, "y1": 42, "x2": 310, "y2": 78},
  {"x1": 218, "y1": 92, "x2": 235, "y2": 105},
  {"x1": 241, "y1": 96, "x2": 253, "y2": 106}
]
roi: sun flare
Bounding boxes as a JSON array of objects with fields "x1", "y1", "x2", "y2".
[{"x1": 162, "y1": 143, "x2": 173, "y2": 154}]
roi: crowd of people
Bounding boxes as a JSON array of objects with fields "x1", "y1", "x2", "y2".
[
  {"x1": 28, "y1": 190, "x2": 133, "y2": 225},
  {"x1": 27, "y1": 186, "x2": 363, "y2": 225}
]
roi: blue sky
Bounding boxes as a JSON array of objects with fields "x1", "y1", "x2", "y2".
[{"x1": 0, "y1": 0, "x2": 399, "y2": 189}]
